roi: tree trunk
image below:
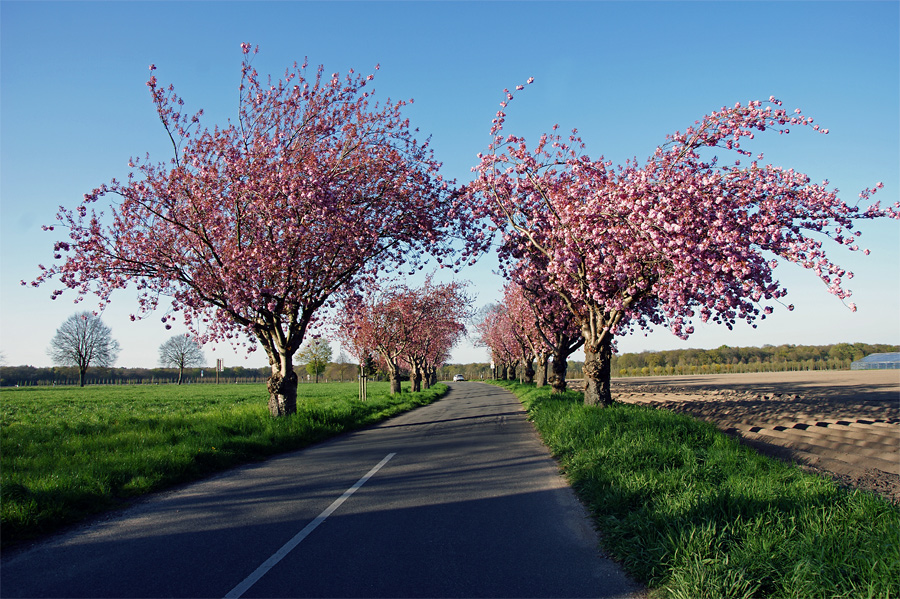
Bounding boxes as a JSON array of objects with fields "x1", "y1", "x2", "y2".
[
  {"x1": 388, "y1": 365, "x2": 402, "y2": 395},
  {"x1": 267, "y1": 367, "x2": 298, "y2": 416},
  {"x1": 548, "y1": 356, "x2": 568, "y2": 394},
  {"x1": 79, "y1": 366, "x2": 86, "y2": 388},
  {"x1": 535, "y1": 353, "x2": 548, "y2": 387},
  {"x1": 177, "y1": 366, "x2": 184, "y2": 385},
  {"x1": 583, "y1": 336, "x2": 613, "y2": 406},
  {"x1": 266, "y1": 346, "x2": 299, "y2": 416},
  {"x1": 376, "y1": 350, "x2": 403, "y2": 395},
  {"x1": 522, "y1": 356, "x2": 535, "y2": 385},
  {"x1": 390, "y1": 373, "x2": 402, "y2": 394},
  {"x1": 256, "y1": 322, "x2": 304, "y2": 417},
  {"x1": 411, "y1": 364, "x2": 422, "y2": 393}
]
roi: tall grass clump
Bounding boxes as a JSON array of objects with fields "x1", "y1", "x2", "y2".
[
  {"x1": 1, "y1": 382, "x2": 445, "y2": 545},
  {"x1": 494, "y1": 380, "x2": 900, "y2": 599}
]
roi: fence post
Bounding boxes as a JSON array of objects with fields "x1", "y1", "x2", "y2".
[{"x1": 358, "y1": 371, "x2": 368, "y2": 402}]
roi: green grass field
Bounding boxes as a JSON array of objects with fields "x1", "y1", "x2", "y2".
[
  {"x1": 0, "y1": 381, "x2": 445, "y2": 546},
  {"x1": 493, "y1": 380, "x2": 900, "y2": 599}
]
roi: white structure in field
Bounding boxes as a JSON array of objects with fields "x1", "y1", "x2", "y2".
[{"x1": 850, "y1": 353, "x2": 900, "y2": 370}]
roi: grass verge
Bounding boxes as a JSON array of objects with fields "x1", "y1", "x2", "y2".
[
  {"x1": 1, "y1": 381, "x2": 446, "y2": 546},
  {"x1": 492, "y1": 380, "x2": 900, "y2": 599}
]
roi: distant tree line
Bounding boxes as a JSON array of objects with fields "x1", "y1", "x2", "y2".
[
  {"x1": 0, "y1": 365, "x2": 271, "y2": 387},
  {"x1": 2, "y1": 360, "x2": 381, "y2": 387},
  {"x1": 5, "y1": 342, "x2": 895, "y2": 387},
  {"x1": 441, "y1": 342, "x2": 897, "y2": 383},
  {"x1": 608, "y1": 342, "x2": 898, "y2": 377}
]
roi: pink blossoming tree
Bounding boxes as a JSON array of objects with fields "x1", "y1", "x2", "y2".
[
  {"x1": 508, "y1": 267, "x2": 584, "y2": 392},
  {"x1": 338, "y1": 278, "x2": 471, "y2": 395},
  {"x1": 29, "y1": 45, "x2": 467, "y2": 416},
  {"x1": 481, "y1": 281, "x2": 582, "y2": 390},
  {"x1": 401, "y1": 314, "x2": 467, "y2": 391},
  {"x1": 474, "y1": 302, "x2": 520, "y2": 380},
  {"x1": 469, "y1": 83, "x2": 898, "y2": 406},
  {"x1": 501, "y1": 284, "x2": 544, "y2": 384}
]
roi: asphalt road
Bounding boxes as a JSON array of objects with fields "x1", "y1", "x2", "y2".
[{"x1": 1, "y1": 382, "x2": 643, "y2": 598}]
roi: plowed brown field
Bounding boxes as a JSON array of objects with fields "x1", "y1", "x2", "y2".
[{"x1": 571, "y1": 370, "x2": 900, "y2": 503}]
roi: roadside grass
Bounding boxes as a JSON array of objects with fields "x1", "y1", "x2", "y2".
[
  {"x1": 1, "y1": 381, "x2": 445, "y2": 546},
  {"x1": 493, "y1": 380, "x2": 900, "y2": 599}
]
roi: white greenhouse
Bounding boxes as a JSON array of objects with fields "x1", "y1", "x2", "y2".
[{"x1": 850, "y1": 352, "x2": 900, "y2": 370}]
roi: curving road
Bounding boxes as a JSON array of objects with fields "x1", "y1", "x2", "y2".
[{"x1": 1, "y1": 382, "x2": 643, "y2": 598}]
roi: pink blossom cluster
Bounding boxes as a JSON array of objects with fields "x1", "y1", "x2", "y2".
[
  {"x1": 466, "y1": 83, "x2": 899, "y2": 403},
  {"x1": 337, "y1": 278, "x2": 471, "y2": 393},
  {"x1": 29, "y1": 47, "x2": 473, "y2": 387},
  {"x1": 476, "y1": 279, "x2": 583, "y2": 388},
  {"x1": 474, "y1": 301, "x2": 519, "y2": 377}
]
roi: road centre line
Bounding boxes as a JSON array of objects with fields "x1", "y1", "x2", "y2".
[{"x1": 224, "y1": 452, "x2": 397, "y2": 599}]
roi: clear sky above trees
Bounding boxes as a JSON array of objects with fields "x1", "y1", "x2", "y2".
[{"x1": 1, "y1": 1, "x2": 897, "y2": 368}]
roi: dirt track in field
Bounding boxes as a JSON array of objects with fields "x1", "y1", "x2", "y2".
[{"x1": 570, "y1": 370, "x2": 900, "y2": 503}]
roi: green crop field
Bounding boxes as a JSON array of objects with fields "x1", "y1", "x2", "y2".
[{"x1": 0, "y1": 381, "x2": 445, "y2": 545}]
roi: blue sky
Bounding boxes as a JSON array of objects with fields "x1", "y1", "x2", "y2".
[{"x1": 1, "y1": 1, "x2": 898, "y2": 368}]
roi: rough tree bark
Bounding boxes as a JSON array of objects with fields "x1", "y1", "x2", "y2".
[
  {"x1": 256, "y1": 322, "x2": 303, "y2": 417},
  {"x1": 410, "y1": 362, "x2": 423, "y2": 393},
  {"x1": 521, "y1": 356, "x2": 535, "y2": 384},
  {"x1": 267, "y1": 367, "x2": 299, "y2": 417},
  {"x1": 389, "y1": 371, "x2": 403, "y2": 394},
  {"x1": 548, "y1": 333, "x2": 582, "y2": 394},
  {"x1": 262, "y1": 344, "x2": 299, "y2": 416},
  {"x1": 582, "y1": 336, "x2": 614, "y2": 406},
  {"x1": 534, "y1": 353, "x2": 548, "y2": 387},
  {"x1": 385, "y1": 360, "x2": 403, "y2": 395},
  {"x1": 548, "y1": 356, "x2": 568, "y2": 394}
]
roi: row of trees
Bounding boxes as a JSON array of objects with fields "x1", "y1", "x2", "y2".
[
  {"x1": 28, "y1": 47, "x2": 897, "y2": 412},
  {"x1": 445, "y1": 341, "x2": 898, "y2": 383},
  {"x1": 466, "y1": 83, "x2": 898, "y2": 404},
  {"x1": 10, "y1": 310, "x2": 458, "y2": 386},
  {"x1": 21, "y1": 339, "x2": 887, "y2": 388},
  {"x1": 337, "y1": 278, "x2": 472, "y2": 397},
  {"x1": 612, "y1": 342, "x2": 898, "y2": 372},
  {"x1": 41, "y1": 311, "x2": 354, "y2": 388},
  {"x1": 475, "y1": 283, "x2": 582, "y2": 392},
  {"x1": 0, "y1": 365, "x2": 270, "y2": 387},
  {"x1": 2, "y1": 361, "x2": 369, "y2": 387},
  {"x1": 29, "y1": 47, "x2": 476, "y2": 416},
  {"x1": 477, "y1": 278, "x2": 900, "y2": 385},
  {"x1": 43, "y1": 311, "x2": 210, "y2": 387}
]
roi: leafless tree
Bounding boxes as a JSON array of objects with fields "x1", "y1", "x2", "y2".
[
  {"x1": 337, "y1": 350, "x2": 350, "y2": 382},
  {"x1": 48, "y1": 312, "x2": 120, "y2": 387},
  {"x1": 158, "y1": 334, "x2": 206, "y2": 384}
]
